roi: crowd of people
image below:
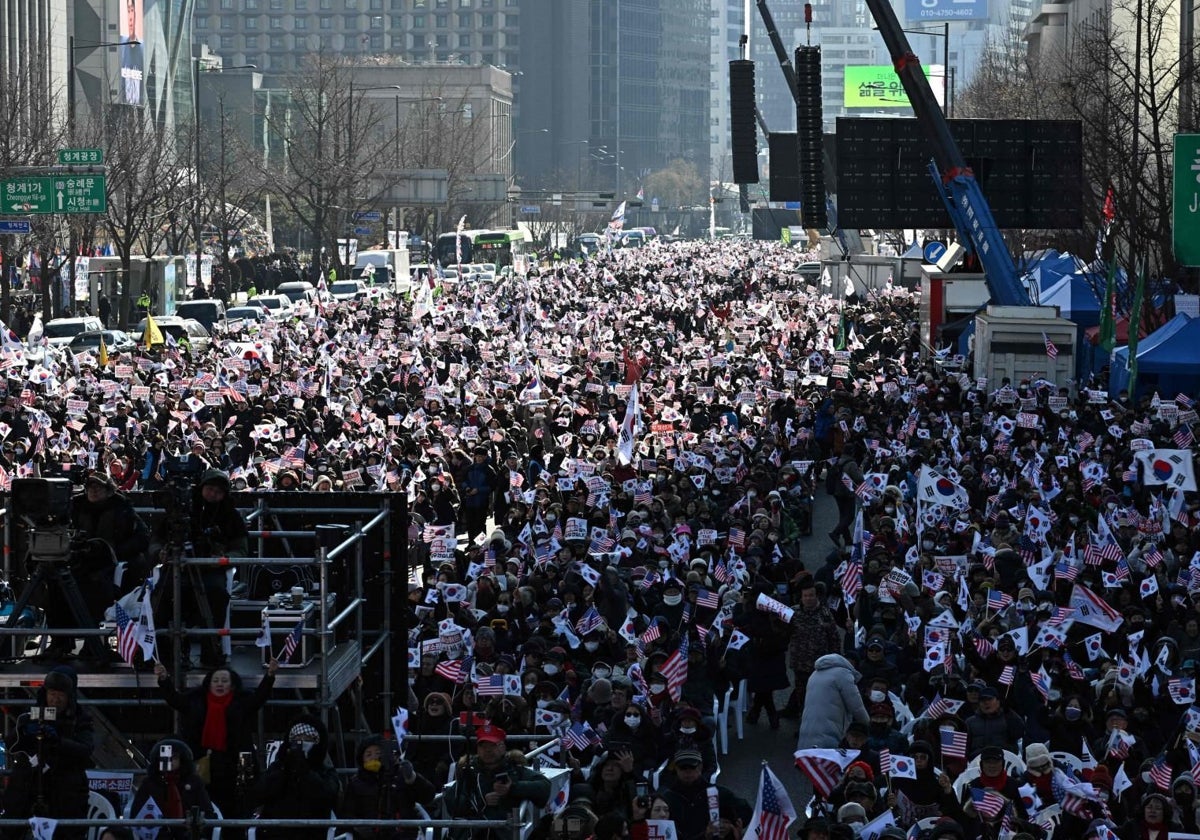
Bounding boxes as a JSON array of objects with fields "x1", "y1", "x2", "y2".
[{"x1": 0, "y1": 237, "x2": 1195, "y2": 840}]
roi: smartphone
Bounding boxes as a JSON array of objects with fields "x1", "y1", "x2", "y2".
[{"x1": 635, "y1": 782, "x2": 649, "y2": 799}]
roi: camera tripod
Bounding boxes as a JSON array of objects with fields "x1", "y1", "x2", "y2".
[{"x1": 6, "y1": 529, "x2": 110, "y2": 662}]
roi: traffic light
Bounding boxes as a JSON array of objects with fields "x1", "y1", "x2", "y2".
[
  {"x1": 729, "y1": 60, "x2": 759, "y2": 184},
  {"x1": 795, "y1": 45, "x2": 827, "y2": 229}
]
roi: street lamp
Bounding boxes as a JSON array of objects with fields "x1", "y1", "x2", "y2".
[
  {"x1": 67, "y1": 38, "x2": 136, "y2": 137},
  {"x1": 194, "y1": 59, "x2": 255, "y2": 293},
  {"x1": 872, "y1": 24, "x2": 951, "y2": 116}
]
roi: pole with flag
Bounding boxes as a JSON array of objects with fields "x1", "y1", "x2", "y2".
[
  {"x1": 1127, "y1": 259, "x2": 1146, "y2": 397},
  {"x1": 97, "y1": 331, "x2": 109, "y2": 367},
  {"x1": 1099, "y1": 259, "x2": 1118, "y2": 353},
  {"x1": 142, "y1": 312, "x2": 164, "y2": 350},
  {"x1": 744, "y1": 762, "x2": 797, "y2": 840}
]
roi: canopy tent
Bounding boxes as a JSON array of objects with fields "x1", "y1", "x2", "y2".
[
  {"x1": 1038, "y1": 270, "x2": 1102, "y2": 327},
  {"x1": 1084, "y1": 316, "x2": 1151, "y2": 346},
  {"x1": 1109, "y1": 314, "x2": 1200, "y2": 398},
  {"x1": 901, "y1": 241, "x2": 925, "y2": 260}
]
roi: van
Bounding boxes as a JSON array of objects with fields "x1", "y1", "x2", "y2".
[
  {"x1": 276, "y1": 281, "x2": 317, "y2": 305},
  {"x1": 173, "y1": 299, "x2": 227, "y2": 332}
]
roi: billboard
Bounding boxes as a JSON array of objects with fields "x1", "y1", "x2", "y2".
[
  {"x1": 118, "y1": 0, "x2": 144, "y2": 106},
  {"x1": 843, "y1": 66, "x2": 943, "y2": 109},
  {"x1": 905, "y1": 0, "x2": 990, "y2": 21}
]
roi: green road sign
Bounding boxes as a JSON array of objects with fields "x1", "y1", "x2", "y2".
[
  {"x1": 0, "y1": 177, "x2": 53, "y2": 214},
  {"x1": 1174, "y1": 134, "x2": 1200, "y2": 267},
  {"x1": 52, "y1": 174, "x2": 106, "y2": 213},
  {"x1": 0, "y1": 175, "x2": 106, "y2": 214},
  {"x1": 57, "y1": 148, "x2": 104, "y2": 165}
]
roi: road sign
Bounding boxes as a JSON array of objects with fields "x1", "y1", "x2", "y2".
[
  {"x1": 57, "y1": 148, "x2": 104, "y2": 165},
  {"x1": 354, "y1": 210, "x2": 382, "y2": 222},
  {"x1": 52, "y1": 175, "x2": 106, "y2": 214},
  {"x1": 0, "y1": 221, "x2": 32, "y2": 235},
  {"x1": 923, "y1": 240, "x2": 948, "y2": 263},
  {"x1": 353, "y1": 226, "x2": 374, "y2": 236},
  {"x1": 520, "y1": 205, "x2": 541, "y2": 214},
  {"x1": 1174, "y1": 134, "x2": 1200, "y2": 267},
  {"x1": 905, "y1": 0, "x2": 988, "y2": 20},
  {"x1": 0, "y1": 177, "x2": 54, "y2": 214}
]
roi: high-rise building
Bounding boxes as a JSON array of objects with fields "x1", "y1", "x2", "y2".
[
  {"x1": 1, "y1": 0, "x2": 70, "y2": 133},
  {"x1": 710, "y1": 0, "x2": 747, "y2": 183}
]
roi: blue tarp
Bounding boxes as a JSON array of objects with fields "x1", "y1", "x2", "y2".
[{"x1": 1109, "y1": 314, "x2": 1200, "y2": 398}]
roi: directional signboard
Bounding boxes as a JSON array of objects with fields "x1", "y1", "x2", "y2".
[
  {"x1": 354, "y1": 210, "x2": 382, "y2": 222},
  {"x1": 0, "y1": 175, "x2": 106, "y2": 214},
  {"x1": 57, "y1": 149, "x2": 104, "y2": 165},
  {"x1": 1174, "y1": 134, "x2": 1200, "y2": 267},
  {"x1": 0, "y1": 221, "x2": 32, "y2": 235}
]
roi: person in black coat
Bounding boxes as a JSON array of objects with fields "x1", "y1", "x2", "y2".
[
  {"x1": 251, "y1": 714, "x2": 341, "y2": 840},
  {"x1": 3, "y1": 668, "x2": 94, "y2": 840},
  {"x1": 129, "y1": 738, "x2": 215, "y2": 839},
  {"x1": 341, "y1": 734, "x2": 436, "y2": 840},
  {"x1": 154, "y1": 659, "x2": 277, "y2": 818}
]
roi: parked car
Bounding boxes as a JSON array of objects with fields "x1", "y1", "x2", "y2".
[
  {"x1": 43, "y1": 316, "x2": 104, "y2": 347},
  {"x1": 247, "y1": 294, "x2": 295, "y2": 319},
  {"x1": 68, "y1": 330, "x2": 136, "y2": 355},
  {"x1": 329, "y1": 280, "x2": 367, "y2": 302},
  {"x1": 134, "y1": 316, "x2": 212, "y2": 353},
  {"x1": 225, "y1": 306, "x2": 270, "y2": 324},
  {"x1": 276, "y1": 281, "x2": 317, "y2": 305},
  {"x1": 173, "y1": 299, "x2": 227, "y2": 332}
]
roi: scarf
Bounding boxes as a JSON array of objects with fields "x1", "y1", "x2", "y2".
[
  {"x1": 979, "y1": 769, "x2": 1007, "y2": 791},
  {"x1": 163, "y1": 771, "x2": 185, "y2": 819},
  {"x1": 200, "y1": 691, "x2": 234, "y2": 752}
]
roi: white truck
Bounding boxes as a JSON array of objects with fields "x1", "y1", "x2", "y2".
[{"x1": 354, "y1": 248, "x2": 412, "y2": 295}]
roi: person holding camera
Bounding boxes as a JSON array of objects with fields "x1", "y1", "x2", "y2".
[
  {"x1": 443, "y1": 723, "x2": 551, "y2": 840},
  {"x1": 154, "y1": 659, "x2": 278, "y2": 819},
  {"x1": 156, "y1": 469, "x2": 247, "y2": 668},
  {"x1": 2, "y1": 667, "x2": 94, "y2": 840},
  {"x1": 128, "y1": 738, "x2": 215, "y2": 839},
  {"x1": 251, "y1": 714, "x2": 341, "y2": 840},
  {"x1": 341, "y1": 734, "x2": 436, "y2": 840}
]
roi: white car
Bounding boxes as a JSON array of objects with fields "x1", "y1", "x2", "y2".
[
  {"x1": 329, "y1": 280, "x2": 367, "y2": 302},
  {"x1": 42, "y1": 316, "x2": 105, "y2": 347},
  {"x1": 248, "y1": 294, "x2": 294, "y2": 319}
]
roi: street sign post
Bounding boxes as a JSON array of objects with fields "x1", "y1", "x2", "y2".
[
  {"x1": 1174, "y1": 134, "x2": 1200, "y2": 267},
  {"x1": 57, "y1": 149, "x2": 104, "y2": 165},
  {"x1": 520, "y1": 205, "x2": 541, "y2": 214},
  {"x1": 0, "y1": 175, "x2": 105, "y2": 214},
  {"x1": 923, "y1": 240, "x2": 948, "y2": 263},
  {"x1": 353, "y1": 226, "x2": 373, "y2": 236},
  {"x1": 0, "y1": 221, "x2": 32, "y2": 235},
  {"x1": 354, "y1": 210, "x2": 382, "y2": 222}
]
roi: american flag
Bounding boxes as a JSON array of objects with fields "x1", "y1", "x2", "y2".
[
  {"x1": 1177, "y1": 393, "x2": 1196, "y2": 409},
  {"x1": 640, "y1": 621, "x2": 662, "y2": 645},
  {"x1": 475, "y1": 675, "x2": 506, "y2": 697},
  {"x1": 1055, "y1": 561, "x2": 1081, "y2": 582},
  {"x1": 280, "y1": 619, "x2": 304, "y2": 664},
  {"x1": 1149, "y1": 755, "x2": 1173, "y2": 791},
  {"x1": 1175, "y1": 426, "x2": 1195, "y2": 448},
  {"x1": 114, "y1": 603, "x2": 139, "y2": 665},
  {"x1": 940, "y1": 728, "x2": 968, "y2": 759},
  {"x1": 970, "y1": 786, "x2": 1008, "y2": 819},
  {"x1": 924, "y1": 693, "x2": 958, "y2": 720},
  {"x1": 562, "y1": 721, "x2": 601, "y2": 752},
  {"x1": 727, "y1": 528, "x2": 746, "y2": 549},
  {"x1": 744, "y1": 764, "x2": 796, "y2": 840},
  {"x1": 1062, "y1": 652, "x2": 1086, "y2": 681},
  {"x1": 1042, "y1": 332, "x2": 1059, "y2": 359},
  {"x1": 639, "y1": 569, "x2": 659, "y2": 590},
  {"x1": 973, "y1": 637, "x2": 996, "y2": 659},
  {"x1": 435, "y1": 657, "x2": 471, "y2": 684},
  {"x1": 696, "y1": 589, "x2": 720, "y2": 609},
  {"x1": 838, "y1": 560, "x2": 863, "y2": 601},
  {"x1": 999, "y1": 665, "x2": 1016, "y2": 685},
  {"x1": 659, "y1": 635, "x2": 689, "y2": 702},
  {"x1": 713, "y1": 562, "x2": 732, "y2": 584},
  {"x1": 1144, "y1": 545, "x2": 1164, "y2": 568},
  {"x1": 575, "y1": 607, "x2": 605, "y2": 636},
  {"x1": 1030, "y1": 669, "x2": 1050, "y2": 701},
  {"x1": 987, "y1": 590, "x2": 1013, "y2": 611},
  {"x1": 793, "y1": 749, "x2": 859, "y2": 798}
]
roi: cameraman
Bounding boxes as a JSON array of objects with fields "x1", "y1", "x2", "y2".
[
  {"x1": 157, "y1": 469, "x2": 247, "y2": 668},
  {"x1": 3, "y1": 668, "x2": 94, "y2": 840},
  {"x1": 252, "y1": 715, "x2": 341, "y2": 840},
  {"x1": 444, "y1": 723, "x2": 551, "y2": 840},
  {"x1": 341, "y1": 734, "x2": 436, "y2": 840},
  {"x1": 72, "y1": 469, "x2": 150, "y2": 588}
]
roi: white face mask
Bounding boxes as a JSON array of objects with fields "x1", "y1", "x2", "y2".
[
  {"x1": 496, "y1": 604, "x2": 509, "y2": 614},
  {"x1": 624, "y1": 716, "x2": 641, "y2": 729},
  {"x1": 868, "y1": 690, "x2": 886, "y2": 703},
  {"x1": 663, "y1": 593, "x2": 682, "y2": 606},
  {"x1": 679, "y1": 725, "x2": 697, "y2": 735},
  {"x1": 593, "y1": 668, "x2": 611, "y2": 680},
  {"x1": 543, "y1": 664, "x2": 559, "y2": 676},
  {"x1": 585, "y1": 641, "x2": 600, "y2": 652},
  {"x1": 649, "y1": 682, "x2": 667, "y2": 695}
]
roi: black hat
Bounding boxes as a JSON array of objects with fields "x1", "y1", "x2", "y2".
[
  {"x1": 979, "y1": 686, "x2": 999, "y2": 699},
  {"x1": 979, "y1": 745, "x2": 1004, "y2": 762}
]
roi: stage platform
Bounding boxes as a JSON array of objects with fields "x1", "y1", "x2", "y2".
[{"x1": 0, "y1": 641, "x2": 362, "y2": 695}]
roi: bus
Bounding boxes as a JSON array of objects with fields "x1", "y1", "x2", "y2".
[
  {"x1": 433, "y1": 229, "x2": 491, "y2": 267},
  {"x1": 472, "y1": 229, "x2": 531, "y2": 270}
]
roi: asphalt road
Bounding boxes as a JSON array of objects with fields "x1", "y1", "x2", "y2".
[{"x1": 714, "y1": 487, "x2": 841, "y2": 811}]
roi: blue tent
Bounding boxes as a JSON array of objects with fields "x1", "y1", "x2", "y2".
[
  {"x1": 1109, "y1": 314, "x2": 1200, "y2": 398},
  {"x1": 1039, "y1": 270, "x2": 1101, "y2": 327}
]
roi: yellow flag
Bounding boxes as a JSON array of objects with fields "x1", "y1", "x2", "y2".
[
  {"x1": 143, "y1": 313, "x2": 164, "y2": 349},
  {"x1": 98, "y1": 332, "x2": 109, "y2": 366}
]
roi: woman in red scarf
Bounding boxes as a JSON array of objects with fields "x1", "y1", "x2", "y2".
[{"x1": 154, "y1": 659, "x2": 277, "y2": 819}]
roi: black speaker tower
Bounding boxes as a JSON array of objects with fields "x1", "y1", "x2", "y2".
[
  {"x1": 794, "y1": 46, "x2": 827, "y2": 229},
  {"x1": 729, "y1": 60, "x2": 759, "y2": 184}
]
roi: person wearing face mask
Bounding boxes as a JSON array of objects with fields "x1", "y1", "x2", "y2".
[
  {"x1": 1021, "y1": 743, "x2": 1070, "y2": 808},
  {"x1": 128, "y1": 738, "x2": 214, "y2": 840},
  {"x1": 341, "y1": 735, "x2": 436, "y2": 840},
  {"x1": 251, "y1": 715, "x2": 341, "y2": 840},
  {"x1": 1047, "y1": 695, "x2": 1095, "y2": 755},
  {"x1": 661, "y1": 707, "x2": 717, "y2": 778},
  {"x1": 603, "y1": 702, "x2": 662, "y2": 776},
  {"x1": 407, "y1": 692, "x2": 456, "y2": 786},
  {"x1": 655, "y1": 581, "x2": 687, "y2": 626}
]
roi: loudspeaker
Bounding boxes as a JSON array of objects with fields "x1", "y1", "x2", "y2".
[
  {"x1": 730, "y1": 60, "x2": 759, "y2": 184},
  {"x1": 769, "y1": 133, "x2": 799, "y2": 201},
  {"x1": 794, "y1": 46, "x2": 827, "y2": 229}
]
